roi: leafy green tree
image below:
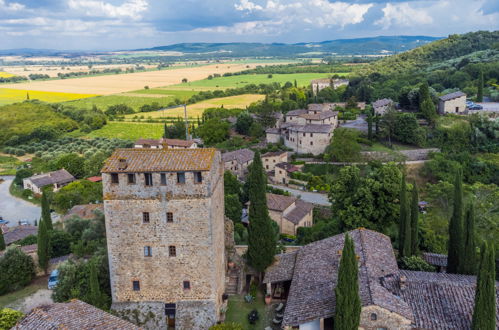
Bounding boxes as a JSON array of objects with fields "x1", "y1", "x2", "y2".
[
  {"x1": 471, "y1": 242, "x2": 496, "y2": 330},
  {"x1": 0, "y1": 247, "x2": 36, "y2": 295},
  {"x1": 398, "y1": 256, "x2": 435, "y2": 272},
  {"x1": 460, "y1": 203, "x2": 476, "y2": 275},
  {"x1": 398, "y1": 174, "x2": 411, "y2": 258},
  {"x1": 37, "y1": 219, "x2": 51, "y2": 274},
  {"x1": 235, "y1": 112, "x2": 254, "y2": 135},
  {"x1": 196, "y1": 119, "x2": 230, "y2": 145},
  {"x1": 0, "y1": 308, "x2": 24, "y2": 329},
  {"x1": 247, "y1": 151, "x2": 276, "y2": 273},
  {"x1": 84, "y1": 151, "x2": 108, "y2": 177},
  {"x1": 334, "y1": 233, "x2": 361, "y2": 330},
  {"x1": 476, "y1": 70, "x2": 484, "y2": 102},
  {"x1": 88, "y1": 261, "x2": 103, "y2": 308},
  {"x1": 50, "y1": 230, "x2": 72, "y2": 258},
  {"x1": 324, "y1": 128, "x2": 360, "y2": 162},
  {"x1": 52, "y1": 181, "x2": 102, "y2": 213},
  {"x1": 225, "y1": 194, "x2": 242, "y2": 222},
  {"x1": 410, "y1": 182, "x2": 419, "y2": 255},
  {"x1": 56, "y1": 153, "x2": 85, "y2": 179},
  {"x1": 224, "y1": 171, "x2": 242, "y2": 197},
  {"x1": 41, "y1": 191, "x2": 52, "y2": 231},
  {"x1": 448, "y1": 168, "x2": 464, "y2": 274},
  {"x1": 13, "y1": 168, "x2": 33, "y2": 186},
  {"x1": 419, "y1": 82, "x2": 437, "y2": 123},
  {"x1": 380, "y1": 107, "x2": 398, "y2": 148}
]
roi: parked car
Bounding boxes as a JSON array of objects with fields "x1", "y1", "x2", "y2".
[
  {"x1": 48, "y1": 269, "x2": 59, "y2": 290},
  {"x1": 469, "y1": 104, "x2": 483, "y2": 110},
  {"x1": 0, "y1": 217, "x2": 9, "y2": 225}
]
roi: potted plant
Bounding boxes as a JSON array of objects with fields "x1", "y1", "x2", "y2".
[{"x1": 265, "y1": 294, "x2": 272, "y2": 305}]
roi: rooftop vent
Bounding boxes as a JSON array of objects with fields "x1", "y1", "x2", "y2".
[{"x1": 118, "y1": 158, "x2": 128, "y2": 170}]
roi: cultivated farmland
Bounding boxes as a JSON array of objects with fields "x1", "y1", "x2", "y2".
[
  {"x1": 0, "y1": 88, "x2": 97, "y2": 106},
  {"x1": 0, "y1": 62, "x2": 285, "y2": 95},
  {"x1": 0, "y1": 72, "x2": 15, "y2": 78},
  {"x1": 85, "y1": 122, "x2": 165, "y2": 140}
]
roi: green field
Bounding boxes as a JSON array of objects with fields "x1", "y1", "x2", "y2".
[
  {"x1": 0, "y1": 88, "x2": 97, "y2": 106},
  {"x1": 225, "y1": 293, "x2": 270, "y2": 329},
  {"x1": 85, "y1": 122, "x2": 164, "y2": 140},
  {"x1": 167, "y1": 73, "x2": 345, "y2": 91},
  {"x1": 0, "y1": 155, "x2": 22, "y2": 175}
]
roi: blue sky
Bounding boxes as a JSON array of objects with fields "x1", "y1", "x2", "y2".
[{"x1": 0, "y1": 0, "x2": 498, "y2": 50}]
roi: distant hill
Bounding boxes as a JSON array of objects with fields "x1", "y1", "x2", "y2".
[
  {"x1": 360, "y1": 30, "x2": 499, "y2": 76},
  {"x1": 137, "y1": 36, "x2": 441, "y2": 57}
]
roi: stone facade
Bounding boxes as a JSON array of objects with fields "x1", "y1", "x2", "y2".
[
  {"x1": 284, "y1": 126, "x2": 333, "y2": 155},
  {"x1": 262, "y1": 151, "x2": 288, "y2": 172},
  {"x1": 372, "y1": 98, "x2": 394, "y2": 116},
  {"x1": 222, "y1": 149, "x2": 254, "y2": 179},
  {"x1": 102, "y1": 148, "x2": 225, "y2": 329},
  {"x1": 310, "y1": 79, "x2": 349, "y2": 95},
  {"x1": 438, "y1": 91, "x2": 466, "y2": 115}
]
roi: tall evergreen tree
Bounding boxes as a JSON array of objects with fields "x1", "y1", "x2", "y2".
[
  {"x1": 448, "y1": 167, "x2": 464, "y2": 274},
  {"x1": 471, "y1": 242, "x2": 496, "y2": 330},
  {"x1": 398, "y1": 174, "x2": 411, "y2": 258},
  {"x1": 163, "y1": 122, "x2": 168, "y2": 139},
  {"x1": 460, "y1": 203, "x2": 476, "y2": 275},
  {"x1": 247, "y1": 151, "x2": 276, "y2": 273},
  {"x1": 334, "y1": 233, "x2": 361, "y2": 330},
  {"x1": 367, "y1": 111, "x2": 373, "y2": 141},
  {"x1": 419, "y1": 82, "x2": 436, "y2": 123},
  {"x1": 89, "y1": 262, "x2": 102, "y2": 308},
  {"x1": 37, "y1": 219, "x2": 50, "y2": 273},
  {"x1": 477, "y1": 70, "x2": 484, "y2": 102},
  {"x1": 410, "y1": 182, "x2": 419, "y2": 256},
  {"x1": 41, "y1": 192, "x2": 52, "y2": 231},
  {"x1": 0, "y1": 230, "x2": 5, "y2": 251}
]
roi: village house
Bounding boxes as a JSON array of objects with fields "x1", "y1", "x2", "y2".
[
  {"x1": 266, "y1": 193, "x2": 313, "y2": 235},
  {"x1": 262, "y1": 151, "x2": 288, "y2": 172},
  {"x1": 134, "y1": 138, "x2": 198, "y2": 149},
  {"x1": 3, "y1": 225, "x2": 37, "y2": 245},
  {"x1": 222, "y1": 148, "x2": 254, "y2": 179},
  {"x1": 23, "y1": 169, "x2": 75, "y2": 194},
  {"x1": 438, "y1": 91, "x2": 467, "y2": 114},
  {"x1": 310, "y1": 78, "x2": 349, "y2": 95},
  {"x1": 266, "y1": 104, "x2": 339, "y2": 155},
  {"x1": 422, "y1": 252, "x2": 448, "y2": 273},
  {"x1": 101, "y1": 148, "x2": 225, "y2": 329},
  {"x1": 13, "y1": 299, "x2": 140, "y2": 329},
  {"x1": 273, "y1": 162, "x2": 300, "y2": 185},
  {"x1": 263, "y1": 228, "x2": 499, "y2": 330},
  {"x1": 61, "y1": 203, "x2": 103, "y2": 223},
  {"x1": 372, "y1": 98, "x2": 394, "y2": 115}
]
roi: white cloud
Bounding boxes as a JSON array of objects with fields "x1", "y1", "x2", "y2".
[
  {"x1": 67, "y1": 0, "x2": 148, "y2": 20},
  {"x1": 234, "y1": 0, "x2": 262, "y2": 12},
  {"x1": 375, "y1": 3, "x2": 433, "y2": 29},
  {"x1": 0, "y1": 0, "x2": 25, "y2": 11}
]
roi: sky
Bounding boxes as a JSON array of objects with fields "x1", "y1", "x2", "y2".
[{"x1": 0, "y1": 0, "x2": 498, "y2": 50}]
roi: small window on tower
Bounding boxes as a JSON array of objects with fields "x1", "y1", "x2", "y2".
[
  {"x1": 111, "y1": 173, "x2": 119, "y2": 184},
  {"x1": 132, "y1": 280, "x2": 140, "y2": 291},
  {"x1": 144, "y1": 246, "x2": 152, "y2": 257},
  {"x1": 167, "y1": 212, "x2": 173, "y2": 223},
  {"x1": 371, "y1": 313, "x2": 377, "y2": 321},
  {"x1": 169, "y1": 246, "x2": 176, "y2": 257},
  {"x1": 142, "y1": 212, "x2": 150, "y2": 223},
  {"x1": 183, "y1": 281, "x2": 190, "y2": 290}
]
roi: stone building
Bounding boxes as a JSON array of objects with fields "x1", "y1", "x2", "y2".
[
  {"x1": 310, "y1": 78, "x2": 349, "y2": 95},
  {"x1": 134, "y1": 138, "x2": 198, "y2": 149},
  {"x1": 372, "y1": 98, "x2": 394, "y2": 115},
  {"x1": 266, "y1": 193, "x2": 313, "y2": 235},
  {"x1": 263, "y1": 228, "x2": 499, "y2": 330},
  {"x1": 273, "y1": 162, "x2": 300, "y2": 185},
  {"x1": 222, "y1": 148, "x2": 254, "y2": 179},
  {"x1": 23, "y1": 169, "x2": 75, "y2": 194},
  {"x1": 262, "y1": 151, "x2": 288, "y2": 172},
  {"x1": 438, "y1": 91, "x2": 466, "y2": 114},
  {"x1": 101, "y1": 148, "x2": 225, "y2": 329}
]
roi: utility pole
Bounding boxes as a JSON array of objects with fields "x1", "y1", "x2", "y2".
[{"x1": 156, "y1": 103, "x2": 191, "y2": 140}]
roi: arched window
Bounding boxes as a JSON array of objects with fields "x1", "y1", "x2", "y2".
[{"x1": 370, "y1": 313, "x2": 377, "y2": 321}]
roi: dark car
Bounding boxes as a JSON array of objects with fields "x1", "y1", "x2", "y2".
[{"x1": 469, "y1": 104, "x2": 483, "y2": 110}]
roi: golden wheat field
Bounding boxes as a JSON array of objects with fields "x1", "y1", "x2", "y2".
[
  {"x1": 0, "y1": 62, "x2": 278, "y2": 95},
  {"x1": 123, "y1": 94, "x2": 265, "y2": 120},
  {"x1": 0, "y1": 72, "x2": 15, "y2": 78},
  {"x1": 0, "y1": 88, "x2": 98, "y2": 106}
]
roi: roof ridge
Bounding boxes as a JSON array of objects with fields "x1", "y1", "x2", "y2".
[{"x1": 357, "y1": 229, "x2": 374, "y2": 305}]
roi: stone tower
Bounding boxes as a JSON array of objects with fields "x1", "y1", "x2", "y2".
[{"x1": 101, "y1": 148, "x2": 225, "y2": 329}]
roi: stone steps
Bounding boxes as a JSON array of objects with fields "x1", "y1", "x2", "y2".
[{"x1": 226, "y1": 268, "x2": 240, "y2": 295}]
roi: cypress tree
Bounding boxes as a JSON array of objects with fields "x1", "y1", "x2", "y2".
[
  {"x1": 477, "y1": 70, "x2": 484, "y2": 102},
  {"x1": 41, "y1": 192, "x2": 53, "y2": 231},
  {"x1": 247, "y1": 151, "x2": 276, "y2": 274},
  {"x1": 334, "y1": 233, "x2": 361, "y2": 330},
  {"x1": 89, "y1": 262, "x2": 102, "y2": 308},
  {"x1": 398, "y1": 174, "x2": 411, "y2": 258},
  {"x1": 37, "y1": 219, "x2": 50, "y2": 274},
  {"x1": 367, "y1": 111, "x2": 373, "y2": 141},
  {"x1": 448, "y1": 167, "x2": 464, "y2": 274},
  {"x1": 471, "y1": 242, "x2": 496, "y2": 330},
  {"x1": 419, "y1": 82, "x2": 436, "y2": 123},
  {"x1": 0, "y1": 230, "x2": 5, "y2": 251},
  {"x1": 410, "y1": 182, "x2": 419, "y2": 256},
  {"x1": 163, "y1": 122, "x2": 168, "y2": 138},
  {"x1": 460, "y1": 203, "x2": 476, "y2": 275}
]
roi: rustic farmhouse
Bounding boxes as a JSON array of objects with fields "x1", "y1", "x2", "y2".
[
  {"x1": 372, "y1": 98, "x2": 394, "y2": 115},
  {"x1": 222, "y1": 148, "x2": 254, "y2": 179},
  {"x1": 266, "y1": 193, "x2": 313, "y2": 235},
  {"x1": 438, "y1": 91, "x2": 467, "y2": 114},
  {"x1": 23, "y1": 169, "x2": 75, "y2": 194},
  {"x1": 263, "y1": 228, "x2": 499, "y2": 329},
  {"x1": 310, "y1": 78, "x2": 349, "y2": 95},
  {"x1": 101, "y1": 148, "x2": 225, "y2": 329},
  {"x1": 262, "y1": 151, "x2": 288, "y2": 172}
]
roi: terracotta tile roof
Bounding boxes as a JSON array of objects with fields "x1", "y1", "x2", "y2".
[
  {"x1": 0, "y1": 244, "x2": 37, "y2": 257},
  {"x1": 300, "y1": 110, "x2": 338, "y2": 121},
  {"x1": 135, "y1": 138, "x2": 161, "y2": 146},
  {"x1": 381, "y1": 270, "x2": 499, "y2": 329},
  {"x1": 372, "y1": 98, "x2": 393, "y2": 108},
  {"x1": 4, "y1": 226, "x2": 38, "y2": 245},
  {"x1": 27, "y1": 169, "x2": 75, "y2": 188},
  {"x1": 287, "y1": 124, "x2": 333, "y2": 134},
  {"x1": 275, "y1": 162, "x2": 299, "y2": 173},
  {"x1": 266, "y1": 193, "x2": 296, "y2": 212},
  {"x1": 62, "y1": 204, "x2": 103, "y2": 222},
  {"x1": 101, "y1": 148, "x2": 217, "y2": 173},
  {"x1": 422, "y1": 252, "x2": 448, "y2": 267},
  {"x1": 221, "y1": 148, "x2": 254, "y2": 164},
  {"x1": 263, "y1": 251, "x2": 298, "y2": 283},
  {"x1": 439, "y1": 91, "x2": 466, "y2": 101},
  {"x1": 13, "y1": 299, "x2": 141, "y2": 329},
  {"x1": 284, "y1": 199, "x2": 314, "y2": 224},
  {"x1": 262, "y1": 151, "x2": 287, "y2": 158},
  {"x1": 280, "y1": 229, "x2": 412, "y2": 326},
  {"x1": 135, "y1": 138, "x2": 196, "y2": 148},
  {"x1": 86, "y1": 176, "x2": 102, "y2": 182},
  {"x1": 286, "y1": 109, "x2": 307, "y2": 116}
]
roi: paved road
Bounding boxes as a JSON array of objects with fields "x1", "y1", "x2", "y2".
[
  {"x1": 0, "y1": 176, "x2": 41, "y2": 226},
  {"x1": 270, "y1": 184, "x2": 331, "y2": 206},
  {"x1": 339, "y1": 115, "x2": 368, "y2": 132}
]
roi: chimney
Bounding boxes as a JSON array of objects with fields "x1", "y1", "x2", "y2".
[
  {"x1": 399, "y1": 275, "x2": 407, "y2": 291},
  {"x1": 160, "y1": 138, "x2": 169, "y2": 149},
  {"x1": 118, "y1": 158, "x2": 128, "y2": 170}
]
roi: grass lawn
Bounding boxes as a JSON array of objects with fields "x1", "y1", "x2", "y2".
[
  {"x1": 225, "y1": 293, "x2": 270, "y2": 329},
  {"x1": 0, "y1": 155, "x2": 22, "y2": 175},
  {"x1": 363, "y1": 142, "x2": 420, "y2": 152},
  {"x1": 85, "y1": 121, "x2": 164, "y2": 140},
  {"x1": 0, "y1": 88, "x2": 97, "y2": 106},
  {"x1": 166, "y1": 73, "x2": 345, "y2": 91},
  {"x1": 0, "y1": 281, "x2": 46, "y2": 309}
]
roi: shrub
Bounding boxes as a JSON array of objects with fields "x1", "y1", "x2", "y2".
[
  {"x1": 0, "y1": 308, "x2": 24, "y2": 329},
  {"x1": 249, "y1": 282, "x2": 258, "y2": 298},
  {"x1": 398, "y1": 256, "x2": 436, "y2": 272},
  {"x1": 0, "y1": 247, "x2": 36, "y2": 295}
]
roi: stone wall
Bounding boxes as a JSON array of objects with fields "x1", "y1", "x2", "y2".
[
  {"x1": 361, "y1": 148, "x2": 440, "y2": 162},
  {"x1": 439, "y1": 96, "x2": 466, "y2": 114},
  {"x1": 284, "y1": 129, "x2": 332, "y2": 155}
]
